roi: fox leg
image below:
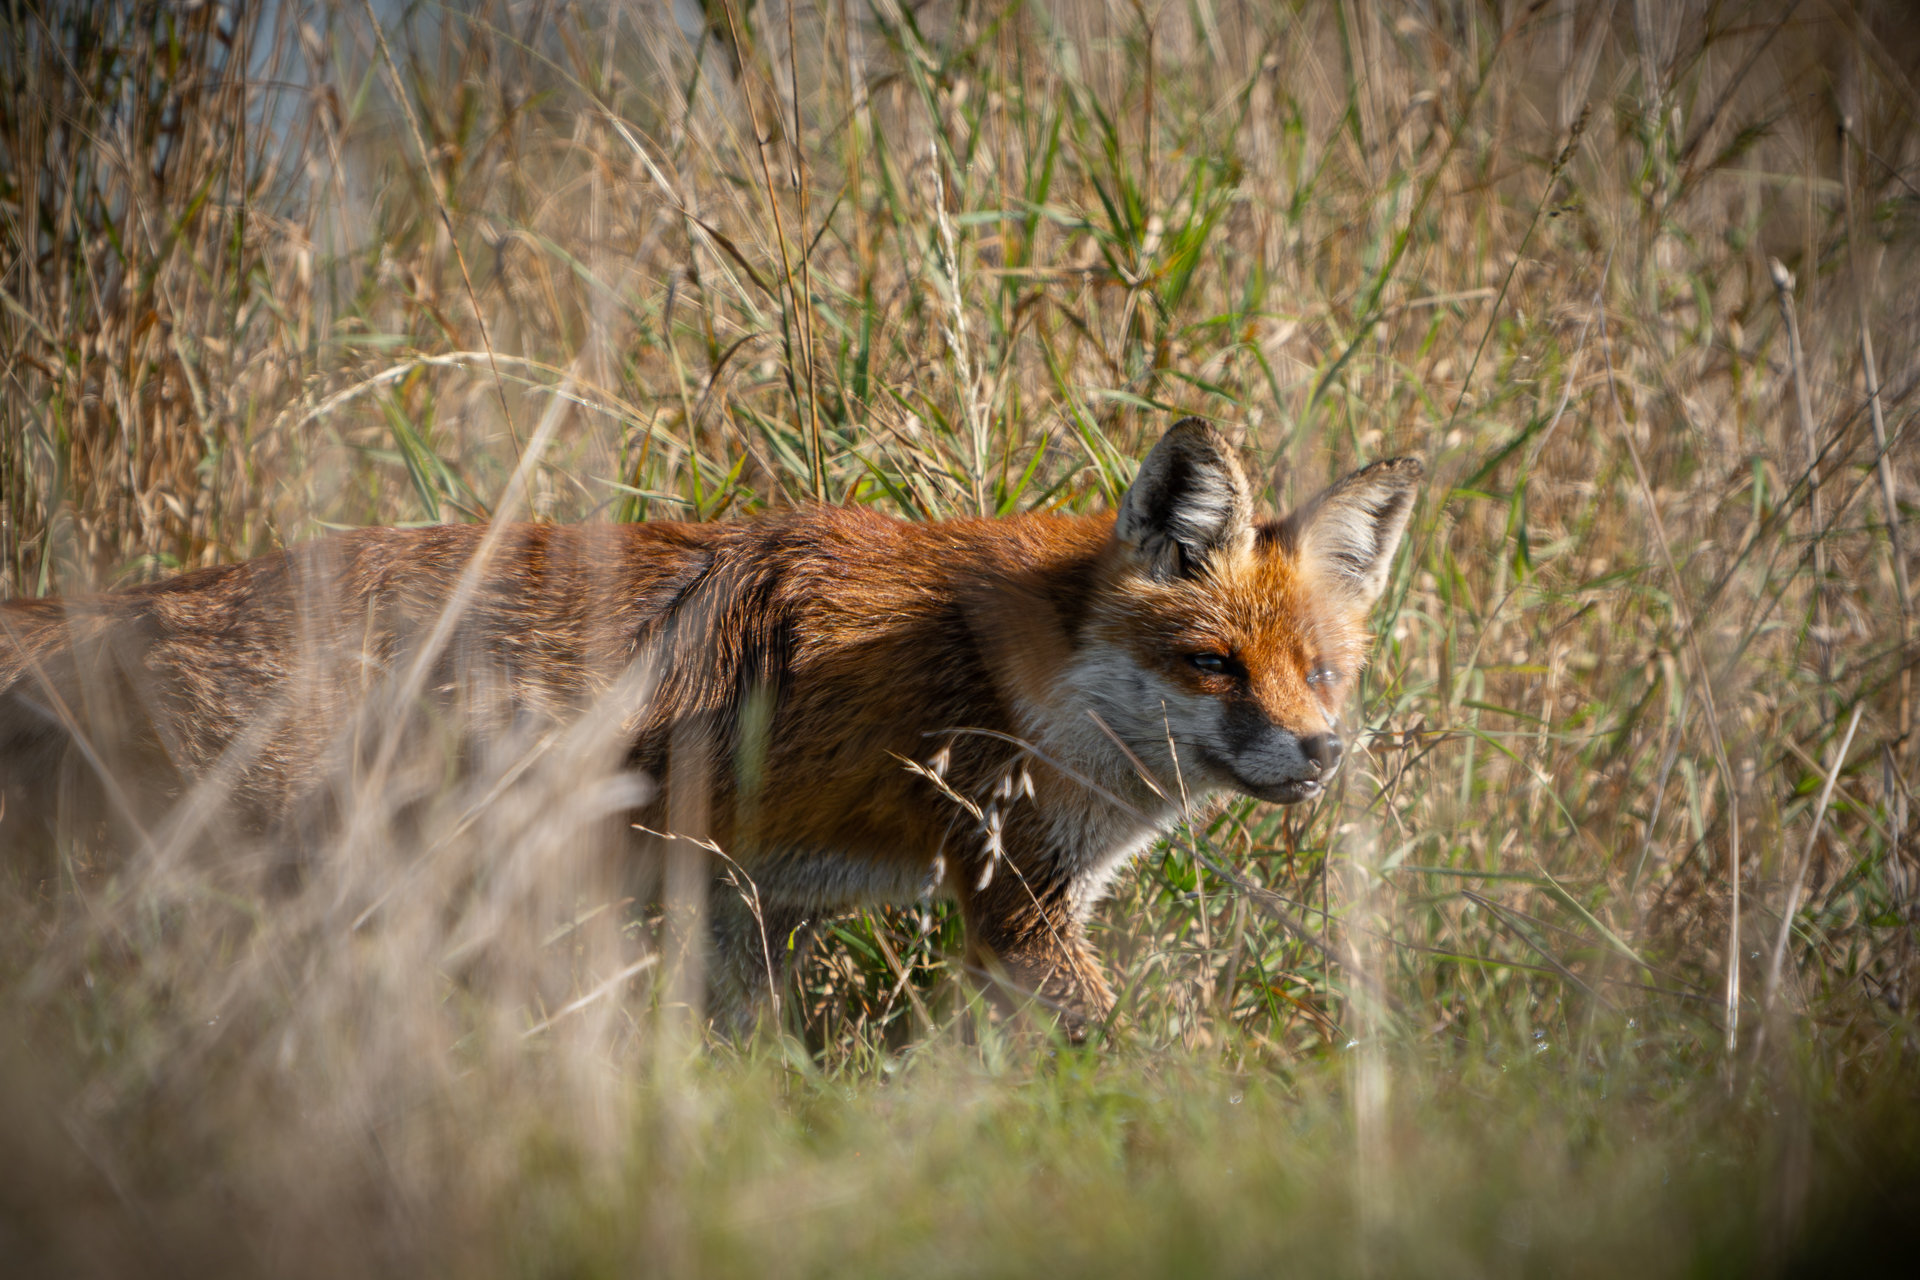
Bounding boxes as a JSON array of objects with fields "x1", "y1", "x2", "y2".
[
  {"x1": 705, "y1": 884, "x2": 817, "y2": 1037},
  {"x1": 955, "y1": 866, "x2": 1115, "y2": 1040}
]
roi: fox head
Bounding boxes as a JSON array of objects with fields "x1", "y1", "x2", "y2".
[{"x1": 1074, "y1": 419, "x2": 1421, "y2": 806}]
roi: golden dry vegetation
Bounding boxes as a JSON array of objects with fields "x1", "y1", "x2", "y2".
[{"x1": 2, "y1": 0, "x2": 1917, "y2": 1274}]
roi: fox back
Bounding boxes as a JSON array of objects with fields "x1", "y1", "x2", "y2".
[{"x1": 0, "y1": 419, "x2": 1420, "y2": 1035}]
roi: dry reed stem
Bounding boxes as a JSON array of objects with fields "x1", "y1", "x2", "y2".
[{"x1": 1840, "y1": 112, "x2": 1913, "y2": 761}]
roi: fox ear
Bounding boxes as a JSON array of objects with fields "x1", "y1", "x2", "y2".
[
  {"x1": 1285, "y1": 457, "x2": 1424, "y2": 604},
  {"x1": 1115, "y1": 418, "x2": 1254, "y2": 580}
]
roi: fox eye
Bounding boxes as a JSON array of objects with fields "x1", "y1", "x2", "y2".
[
  {"x1": 1188, "y1": 653, "x2": 1233, "y2": 676},
  {"x1": 1305, "y1": 664, "x2": 1340, "y2": 687}
]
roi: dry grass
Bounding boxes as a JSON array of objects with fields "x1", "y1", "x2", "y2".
[{"x1": 2, "y1": 0, "x2": 1918, "y2": 1274}]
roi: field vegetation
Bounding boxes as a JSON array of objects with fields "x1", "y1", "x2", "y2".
[{"x1": 2, "y1": 0, "x2": 1917, "y2": 1273}]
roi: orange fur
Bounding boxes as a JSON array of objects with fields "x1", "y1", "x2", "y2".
[{"x1": 0, "y1": 420, "x2": 1420, "y2": 1037}]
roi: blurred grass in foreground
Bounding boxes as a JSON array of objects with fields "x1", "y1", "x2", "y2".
[{"x1": 2, "y1": 0, "x2": 1918, "y2": 1273}]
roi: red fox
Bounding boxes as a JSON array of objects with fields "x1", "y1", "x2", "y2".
[{"x1": 0, "y1": 419, "x2": 1419, "y2": 1036}]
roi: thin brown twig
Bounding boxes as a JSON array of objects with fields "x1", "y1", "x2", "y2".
[
  {"x1": 1840, "y1": 113, "x2": 1913, "y2": 762},
  {"x1": 1760, "y1": 704, "x2": 1864, "y2": 1034},
  {"x1": 521, "y1": 954, "x2": 660, "y2": 1038},
  {"x1": 1598, "y1": 275, "x2": 1745, "y2": 1062},
  {"x1": 1768, "y1": 257, "x2": 1832, "y2": 701},
  {"x1": 864, "y1": 909, "x2": 936, "y2": 1035}
]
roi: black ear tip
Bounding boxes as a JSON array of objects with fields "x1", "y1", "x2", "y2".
[
  {"x1": 1161, "y1": 416, "x2": 1225, "y2": 450},
  {"x1": 1368, "y1": 456, "x2": 1426, "y2": 483},
  {"x1": 1151, "y1": 418, "x2": 1248, "y2": 472}
]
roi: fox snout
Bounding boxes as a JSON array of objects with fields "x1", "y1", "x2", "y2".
[
  {"x1": 1099, "y1": 419, "x2": 1422, "y2": 818},
  {"x1": 0, "y1": 414, "x2": 1419, "y2": 1042},
  {"x1": 1219, "y1": 713, "x2": 1344, "y2": 805}
]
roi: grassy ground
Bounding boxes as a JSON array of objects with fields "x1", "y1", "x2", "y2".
[{"x1": 2, "y1": 0, "x2": 1918, "y2": 1274}]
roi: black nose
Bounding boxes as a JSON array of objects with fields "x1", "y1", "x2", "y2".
[{"x1": 1300, "y1": 734, "x2": 1343, "y2": 776}]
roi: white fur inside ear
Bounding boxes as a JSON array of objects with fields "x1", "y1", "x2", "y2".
[
  {"x1": 1290, "y1": 458, "x2": 1422, "y2": 604},
  {"x1": 1116, "y1": 419, "x2": 1255, "y2": 580},
  {"x1": 1162, "y1": 462, "x2": 1243, "y2": 550}
]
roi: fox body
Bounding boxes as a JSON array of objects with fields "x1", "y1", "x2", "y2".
[{"x1": 0, "y1": 421, "x2": 1419, "y2": 1033}]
